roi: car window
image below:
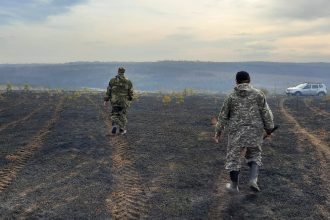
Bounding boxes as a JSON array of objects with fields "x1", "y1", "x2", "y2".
[
  {"x1": 312, "y1": 85, "x2": 318, "y2": 89},
  {"x1": 304, "y1": 85, "x2": 311, "y2": 89},
  {"x1": 297, "y1": 83, "x2": 307, "y2": 88},
  {"x1": 319, "y1": 84, "x2": 324, "y2": 88}
]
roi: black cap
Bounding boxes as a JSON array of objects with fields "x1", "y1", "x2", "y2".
[{"x1": 236, "y1": 71, "x2": 250, "y2": 84}]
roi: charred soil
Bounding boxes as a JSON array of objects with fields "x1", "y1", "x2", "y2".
[{"x1": 0, "y1": 92, "x2": 329, "y2": 219}]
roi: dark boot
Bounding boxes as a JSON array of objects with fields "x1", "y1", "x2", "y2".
[
  {"x1": 111, "y1": 124, "x2": 117, "y2": 134},
  {"x1": 119, "y1": 128, "x2": 127, "y2": 135},
  {"x1": 248, "y1": 162, "x2": 260, "y2": 192},
  {"x1": 225, "y1": 171, "x2": 240, "y2": 193}
]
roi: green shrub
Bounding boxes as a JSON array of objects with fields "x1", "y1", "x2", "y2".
[
  {"x1": 73, "y1": 91, "x2": 81, "y2": 99},
  {"x1": 174, "y1": 92, "x2": 184, "y2": 104},
  {"x1": 6, "y1": 83, "x2": 13, "y2": 93},
  {"x1": 183, "y1": 88, "x2": 195, "y2": 96},
  {"x1": 56, "y1": 88, "x2": 64, "y2": 94},
  {"x1": 162, "y1": 95, "x2": 172, "y2": 106},
  {"x1": 23, "y1": 84, "x2": 30, "y2": 92}
]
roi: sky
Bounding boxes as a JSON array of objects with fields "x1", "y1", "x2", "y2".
[{"x1": 0, "y1": 0, "x2": 330, "y2": 63}]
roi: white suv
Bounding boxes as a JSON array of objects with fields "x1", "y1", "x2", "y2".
[{"x1": 286, "y1": 83, "x2": 327, "y2": 96}]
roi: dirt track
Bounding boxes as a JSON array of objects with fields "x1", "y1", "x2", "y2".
[{"x1": 0, "y1": 92, "x2": 329, "y2": 219}]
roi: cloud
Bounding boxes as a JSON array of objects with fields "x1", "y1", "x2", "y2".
[
  {"x1": 0, "y1": 0, "x2": 88, "y2": 25},
  {"x1": 202, "y1": 0, "x2": 330, "y2": 21},
  {"x1": 264, "y1": 0, "x2": 330, "y2": 21},
  {"x1": 0, "y1": 0, "x2": 330, "y2": 63}
]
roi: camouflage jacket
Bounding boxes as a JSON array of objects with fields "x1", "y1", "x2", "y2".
[
  {"x1": 104, "y1": 74, "x2": 133, "y2": 107},
  {"x1": 215, "y1": 83, "x2": 274, "y2": 133}
]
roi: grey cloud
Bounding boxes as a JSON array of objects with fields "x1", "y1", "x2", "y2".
[
  {"x1": 232, "y1": 18, "x2": 330, "y2": 45},
  {"x1": 266, "y1": 0, "x2": 330, "y2": 20},
  {"x1": 202, "y1": 0, "x2": 330, "y2": 21},
  {"x1": 0, "y1": 0, "x2": 88, "y2": 25},
  {"x1": 279, "y1": 20, "x2": 330, "y2": 38}
]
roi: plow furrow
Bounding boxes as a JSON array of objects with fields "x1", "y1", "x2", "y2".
[
  {"x1": 281, "y1": 99, "x2": 330, "y2": 159},
  {"x1": 281, "y1": 98, "x2": 330, "y2": 217},
  {"x1": 0, "y1": 100, "x2": 25, "y2": 114},
  {"x1": 303, "y1": 99, "x2": 330, "y2": 117},
  {"x1": 0, "y1": 104, "x2": 46, "y2": 132},
  {"x1": 0, "y1": 97, "x2": 65, "y2": 193},
  {"x1": 87, "y1": 97, "x2": 149, "y2": 220}
]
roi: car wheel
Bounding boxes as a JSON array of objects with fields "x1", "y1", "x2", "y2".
[
  {"x1": 294, "y1": 91, "x2": 302, "y2": 96},
  {"x1": 318, "y1": 92, "x2": 326, "y2": 96}
]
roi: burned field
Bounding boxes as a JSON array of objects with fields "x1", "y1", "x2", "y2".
[{"x1": 0, "y1": 92, "x2": 329, "y2": 219}]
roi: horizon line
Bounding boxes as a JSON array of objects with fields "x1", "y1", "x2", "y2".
[{"x1": 1, "y1": 60, "x2": 330, "y2": 65}]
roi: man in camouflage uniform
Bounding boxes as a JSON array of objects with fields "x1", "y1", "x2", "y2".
[
  {"x1": 214, "y1": 71, "x2": 274, "y2": 192},
  {"x1": 104, "y1": 67, "x2": 133, "y2": 135}
]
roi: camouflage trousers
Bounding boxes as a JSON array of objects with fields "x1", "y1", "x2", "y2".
[
  {"x1": 110, "y1": 106, "x2": 128, "y2": 129},
  {"x1": 225, "y1": 145, "x2": 262, "y2": 172},
  {"x1": 224, "y1": 126, "x2": 263, "y2": 171}
]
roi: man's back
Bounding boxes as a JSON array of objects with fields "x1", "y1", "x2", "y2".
[
  {"x1": 216, "y1": 82, "x2": 273, "y2": 133},
  {"x1": 107, "y1": 75, "x2": 133, "y2": 107},
  {"x1": 228, "y1": 83, "x2": 268, "y2": 129}
]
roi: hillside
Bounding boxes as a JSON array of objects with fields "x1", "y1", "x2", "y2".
[{"x1": 0, "y1": 61, "x2": 330, "y2": 93}]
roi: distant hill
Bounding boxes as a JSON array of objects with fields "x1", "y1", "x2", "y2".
[{"x1": 0, "y1": 61, "x2": 329, "y2": 93}]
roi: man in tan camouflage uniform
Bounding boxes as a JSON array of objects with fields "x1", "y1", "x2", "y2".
[
  {"x1": 214, "y1": 71, "x2": 274, "y2": 192},
  {"x1": 104, "y1": 67, "x2": 133, "y2": 135}
]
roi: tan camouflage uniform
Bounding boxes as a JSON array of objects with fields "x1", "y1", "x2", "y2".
[
  {"x1": 104, "y1": 73, "x2": 133, "y2": 130},
  {"x1": 215, "y1": 83, "x2": 274, "y2": 171}
]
